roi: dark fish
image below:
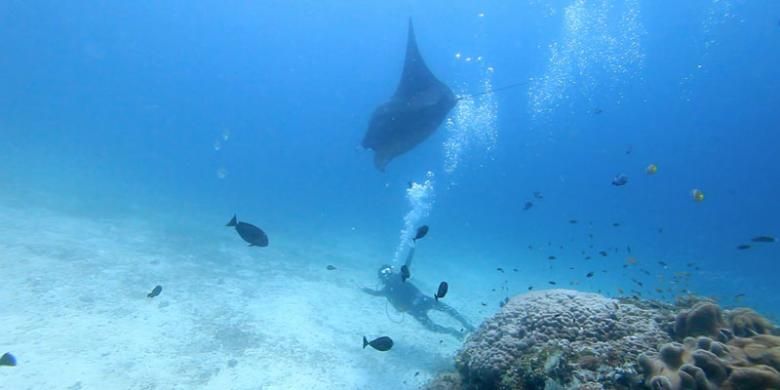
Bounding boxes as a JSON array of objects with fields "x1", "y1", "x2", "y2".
[
  {"x1": 400, "y1": 265, "x2": 411, "y2": 282},
  {"x1": 612, "y1": 222, "x2": 621, "y2": 227},
  {"x1": 528, "y1": 286, "x2": 534, "y2": 290},
  {"x1": 627, "y1": 245, "x2": 632, "y2": 253},
  {"x1": 513, "y1": 268, "x2": 519, "y2": 272},
  {"x1": 533, "y1": 192, "x2": 544, "y2": 200},
  {"x1": 226, "y1": 215, "x2": 269, "y2": 247},
  {"x1": 548, "y1": 281, "x2": 557, "y2": 285},
  {"x1": 586, "y1": 272, "x2": 594, "y2": 278},
  {"x1": 599, "y1": 251, "x2": 608, "y2": 257},
  {"x1": 434, "y1": 282, "x2": 448, "y2": 301},
  {"x1": 326, "y1": 265, "x2": 337, "y2": 271},
  {"x1": 413, "y1": 225, "x2": 429, "y2": 241},
  {"x1": 612, "y1": 174, "x2": 628, "y2": 186},
  {"x1": 147, "y1": 285, "x2": 163, "y2": 298},
  {"x1": 585, "y1": 256, "x2": 591, "y2": 260},
  {"x1": 625, "y1": 145, "x2": 633, "y2": 155},
  {"x1": 569, "y1": 219, "x2": 578, "y2": 224},
  {"x1": 523, "y1": 201, "x2": 534, "y2": 211},
  {"x1": 481, "y1": 302, "x2": 487, "y2": 306},
  {"x1": 363, "y1": 336, "x2": 393, "y2": 351},
  {"x1": 548, "y1": 256, "x2": 556, "y2": 260},
  {"x1": 752, "y1": 236, "x2": 776, "y2": 243},
  {"x1": 631, "y1": 278, "x2": 644, "y2": 287},
  {"x1": 0, "y1": 352, "x2": 16, "y2": 367},
  {"x1": 496, "y1": 267, "x2": 504, "y2": 273},
  {"x1": 737, "y1": 244, "x2": 751, "y2": 250},
  {"x1": 735, "y1": 293, "x2": 746, "y2": 299},
  {"x1": 592, "y1": 107, "x2": 603, "y2": 115}
]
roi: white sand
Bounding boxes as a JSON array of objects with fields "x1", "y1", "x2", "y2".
[{"x1": 0, "y1": 205, "x2": 476, "y2": 389}]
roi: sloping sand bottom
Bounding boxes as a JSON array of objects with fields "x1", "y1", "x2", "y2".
[{"x1": 0, "y1": 206, "x2": 471, "y2": 389}]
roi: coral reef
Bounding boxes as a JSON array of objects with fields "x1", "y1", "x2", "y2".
[
  {"x1": 426, "y1": 289, "x2": 780, "y2": 390},
  {"x1": 447, "y1": 290, "x2": 674, "y2": 389}
]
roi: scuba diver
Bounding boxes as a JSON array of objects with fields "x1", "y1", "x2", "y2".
[{"x1": 362, "y1": 245, "x2": 475, "y2": 340}]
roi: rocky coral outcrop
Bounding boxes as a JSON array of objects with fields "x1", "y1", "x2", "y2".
[
  {"x1": 426, "y1": 289, "x2": 780, "y2": 390},
  {"x1": 452, "y1": 289, "x2": 673, "y2": 389}
]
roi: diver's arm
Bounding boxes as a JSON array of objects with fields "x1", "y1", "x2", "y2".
[
  {"x1": 403, "y1": 246, "x2": 416, "y2": 270},
  {"x1": 361, "y1": 287, "x2": 385, "y2": 297}
]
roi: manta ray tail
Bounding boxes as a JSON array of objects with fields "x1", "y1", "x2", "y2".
[{"x1": 226, "y1": 215, "x2": 238, "y2": 227}]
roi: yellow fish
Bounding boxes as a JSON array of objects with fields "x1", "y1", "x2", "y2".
[
  {"x1": 646, "y1": 164, "x2": 658, "y2": 175},
  {"x1": 691, "y1": 189, "x2": 705, "y2": 202}
]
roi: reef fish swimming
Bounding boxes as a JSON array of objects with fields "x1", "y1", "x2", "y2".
[
  {"x1": 752, "y1": 236, "x2": 776, "y2": 243},
  {"x1": 362, "y1": 20, "x2": 457, "y2": 171},
  {"x1": 612, "y1": 174, "x2": 629, "y2": 186},
  {"x1": 400, "y1": 265, "x2": 411, "y2": 282},
  {"x1": 363, "y1": 336, "x2": 394, "y2": 351},
  {"x1": 413, "y1": 225, "x2": 429, "y2": 241},
  {"x1": 0, "y1": 352, "x2": 16, "y2": 367},
  {"x1": 147, "y1": 285, "x2": 162, "y2": 298},
  {"x1": 226, "y1": 215, "x2": 269, "y2": 247},
  {"x1": 434, "y1": 281, "x2": 448, "y2": 301}
]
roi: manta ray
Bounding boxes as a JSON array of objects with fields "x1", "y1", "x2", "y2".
[{"x1": 362, "y1": 20, "x2": 457, "y2": 171}]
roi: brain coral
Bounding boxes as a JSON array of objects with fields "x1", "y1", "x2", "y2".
[{"x1": 453, "y1": 289, "x2": 672, "y2": 389}]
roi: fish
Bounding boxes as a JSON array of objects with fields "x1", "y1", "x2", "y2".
[
  {"x1": 528, "y1": 286, "x2": 534, "y2": 290},
  {"x1": 147, "y1": 285, "x2": 162, "y2": 298},
  {"x1": 585, "y1": 256, "x2": 591, "y2": 260},
  {"x1": 362, "y1": 20, "x2": 457, "y2": 171},
  {"x1": 400, "y1": 265, "x2": 411, "y2": 282},
  {"x1": 599, "y1": 251, "x2": 608, "y2": 257},
  {"x1": 513, "y1": 268, "x2": 519, "y2": 272},
  {"x1": 0, "y1": 352, "x2": 16, "y2": 367},
  {"x1": 592, "y1": 107, "x2": 603, "y2": 115},
  {"x1": 569, "y1": 219, "x2": 578, "y2": 224},
  {"x1": 434, "y1": 282, "x2": 448, "y2": 301},
  {"x1": 631, "y1": 278, "x2": 644, "y2": 287},
  {"x1": 496, "y1": 267, "x2": 504, "y2": 273},
  {"x1": 533, "y1": 192, "x2": 544, "y2": 200},
  {"x1": 658, "y1": 261, "x2": 668, "y2": 267},
  {"x1": 752, "y1": 236, "x2": 776, "y2": 243},
  {"x1": 627, "y1": 245, "x2": 632, "y2": 253},
  {"x1": 548, "y1": 281, "x2": 557, "y2": 285},
  {"x1": 413, "y1": 225, "x2": 429, "y2": 241},
  {"x1": 523, "y1": 201, "x2": 534, "y2": 211},
  {"x1": 612, "y1": 174, "x2": 628, "y2": 186},
  {"x1": 548, "y1": 256, "x2": 556, "y2": 260},
  {"x1": 586, "y1": 272, "x2": 594, "y2": 278},
  {"x1": 326, "y1": 265, "x2": 337, "y2": 271},
  {"x1": 737, "y1": 244, "x2": 751, "y2": 250},
  {"x1": 481, "y1": 302, "x2": 487, "y2": 306},
  {"x1": 226, "y1": 215, "x2": 269, "y2": 247},
  {"x1": 363, "y1": 336, "x2": 394, "y2": 351},
  {"x1": 612, "y1": 222, "x2": 621, "y2": 227}
]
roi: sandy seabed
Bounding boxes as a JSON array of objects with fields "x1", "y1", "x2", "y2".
[{"x1": 0, "y1": 205, "x2": 475, "y2": 389}]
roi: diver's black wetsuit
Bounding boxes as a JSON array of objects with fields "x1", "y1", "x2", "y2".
[{"x1": 362, "y1": 247, "x2": 475, "y2": 340}]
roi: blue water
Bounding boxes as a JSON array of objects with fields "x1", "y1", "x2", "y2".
[{"x1": 1, "y1": 0, "x2": 779, "y2": 388}]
